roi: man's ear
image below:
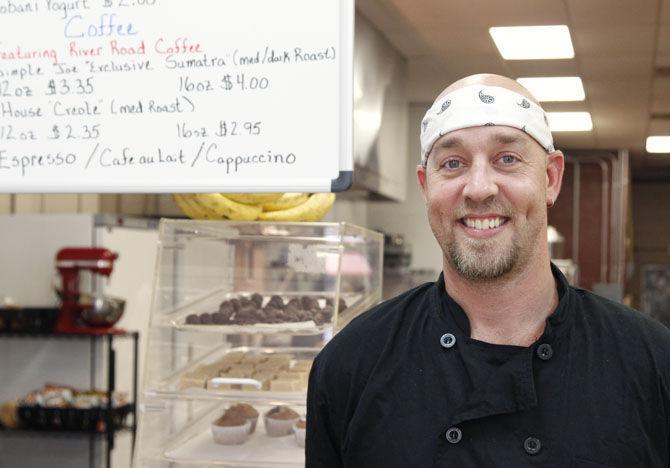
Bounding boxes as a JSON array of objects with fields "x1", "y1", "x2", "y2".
[
  {"x1": 546, "y1": 150, "x2": 565, "y2": 206},
  {"x1": 417, "y1": 164, "x2": 428, "y2": 203}
]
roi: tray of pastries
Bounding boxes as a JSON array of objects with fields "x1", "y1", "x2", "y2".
[
  {"x1": 163, "y1": 402, "x2": 306, "y2": 467},
  {"x1": 158, "y1": 347, "x2": 316, "y2": 402}
]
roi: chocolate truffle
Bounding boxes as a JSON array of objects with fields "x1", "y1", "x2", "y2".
[
  {"x1": 287, "y1": 298, "x2": 302, "y2": 309},
  {"x1": 185, "y1": 314, "x2": 200, "y2": 324},
  {"x1": 251, "y1": 293, "x2": 264, "y2": 308},
  {"x1": 268, "y1": 295, "x2": 285, "y2": 309},
  {"x1": 219, "y1": 301, "x2": 234, "y2": 314},
  {"x1": 301, "y1": 296, "x2": 319, "y2": 311}
]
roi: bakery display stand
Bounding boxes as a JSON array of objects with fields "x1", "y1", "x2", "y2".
[{"x1": 133, "y1": 220, "x2": 383, "y2": 467}]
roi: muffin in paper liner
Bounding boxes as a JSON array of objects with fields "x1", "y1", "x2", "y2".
[
  {"x1": 293, "y1": 419, "x2": 306, "y2": 447},
  {"x1": 226, "y1": 403, "x2": 259, "y2": 434},
  {"x1": 263, "y1": 406, "x2": 300, "y2": 437},
  {"x1": 211, "y1": 419, "x2": 252, "y2": 445}
]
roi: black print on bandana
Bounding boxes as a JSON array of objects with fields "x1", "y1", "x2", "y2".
[
  {"x1": 437, "y1": 100, "x2": 451, "y2": 115},
  {"x1": 544, "y1": 114, "x2": 549, "y2": 126},
  {"x1": 518, "y1": 99, "x2": 531, "y2": 109},
  {"x1": 421, "y1": 120, "x2": 429, "y2": 133},
  {"x1": 479, "y1": 89, "x2": 495, "y2": 104},
  {"x1": 546, "y1": 144, "x2": 554, "y2": 152},
  {"x1": 522, "y1": 125, "x2": 527, "y2": 132},
  {"x1": 485, "y1": 122, "x2": 495, "y2": 126}
]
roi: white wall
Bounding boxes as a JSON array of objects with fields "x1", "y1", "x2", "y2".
[
  {"x1": 322, "y1": 198, "x2": 369, "y2": 227},
  {"x1": 366, "y1": 104, "x2": 443, "y2": 273}
]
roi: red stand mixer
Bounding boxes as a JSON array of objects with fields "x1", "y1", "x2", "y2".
[{"x1": 54, "y1": 247, "x2": 126, "y2": 335}]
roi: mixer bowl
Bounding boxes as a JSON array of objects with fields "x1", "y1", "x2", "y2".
[{"x1": 79, "y1": 296, "x2": 125, "y2": 327}]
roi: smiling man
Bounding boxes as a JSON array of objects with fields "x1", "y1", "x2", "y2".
[{"x1": 306, "y1": 74, "x2": 670, "y2": 467}]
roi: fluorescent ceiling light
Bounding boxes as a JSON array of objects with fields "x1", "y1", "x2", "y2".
[
  {"x1": 489, "y1": 25, "x2": 575, "y2": 60},
  {"x1": 517, "y1": 77, "x2": 585, "y2": 102},
  {"x1": 646, "y1": 136, "x2": 670, "y2": 153},
  {"x1": 546, "y1": 112, "x2": 593, "y2": 132}
]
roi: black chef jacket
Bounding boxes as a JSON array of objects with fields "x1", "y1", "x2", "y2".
[{"x1": 306, "y1": 265, "x2": 670, "y2": 467}]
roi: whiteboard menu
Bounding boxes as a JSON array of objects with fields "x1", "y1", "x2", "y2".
[{"x1": 0, "y1": 0, "x2": 353, "y2": 192}]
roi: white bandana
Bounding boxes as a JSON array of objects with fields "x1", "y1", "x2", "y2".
[{"x1": 419, "y1": 85, "x2": 554, "y2": 165}]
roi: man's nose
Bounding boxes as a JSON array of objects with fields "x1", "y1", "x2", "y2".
[{"x1": 462, "y1": 161, "x2": 499, "y2": 202}]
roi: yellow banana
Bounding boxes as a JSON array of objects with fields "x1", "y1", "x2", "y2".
[
  {"x1": 173, "y1": 194, "x2": 211, "y2": 219},
  {"x1": 225, "y1": 193, "x2": 283, "y2": 205},
  {"x1": 193, "y1": 193, "x2": 262, "y2": 220},
  {"x1": 258, "y1": 193, "x2": 335, "y2": 222},
  {"x1": 262, "y1": 193, "x2": 309, "y2": 212}
]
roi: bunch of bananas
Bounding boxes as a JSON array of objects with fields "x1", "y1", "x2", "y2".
[{"x1": 173, "y1": 192, "x2": 336, "y2": 222}]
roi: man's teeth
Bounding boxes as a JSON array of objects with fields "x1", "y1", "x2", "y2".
[{"x1": 464, "y1": 218, "x2": 504, "y2": 230}]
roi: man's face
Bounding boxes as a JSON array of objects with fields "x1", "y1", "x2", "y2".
[{"x1": 417, "y1": 125, "x2": 562, "y2": 281}]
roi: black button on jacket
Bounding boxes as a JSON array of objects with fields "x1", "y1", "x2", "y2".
[{"x1": 306, "y1": 265, "x2": 670, "y2": 467}]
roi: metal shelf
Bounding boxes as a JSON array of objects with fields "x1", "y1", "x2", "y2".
[
  {"x1": 0, "y1": 425, "x2": 134, "y2": 438},
  {"x1": 1, "y1": 331, "x2": 139, "y2": 468},
  {"x1": 0, "y1": 331, "x2": 138, "y2": 339}
]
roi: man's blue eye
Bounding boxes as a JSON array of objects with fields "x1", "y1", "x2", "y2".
[
  {"x1": 501, "y1": 154, "x2": 517, "y2": 164},
  {"x1": 445, "y1": 160, "x2": 461, "y2": 169}
]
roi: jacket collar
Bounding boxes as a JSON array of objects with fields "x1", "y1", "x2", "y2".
[{"x1": 433, "y1": 262, "x2": 573, "y2": 344}]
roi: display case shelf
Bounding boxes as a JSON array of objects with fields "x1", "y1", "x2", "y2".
[
  {"x1": 159, "y1": 289, "x2": 380, "y2": 336},
  {"x1": 148, "y1": 345, "x2": 319, "y2": 405},
  {"x1": 144, "y1": 400, "x2": 305, "y2": 468},
  {"x1": 162, "y1": 419, "x2": 303, "y2": 467}
]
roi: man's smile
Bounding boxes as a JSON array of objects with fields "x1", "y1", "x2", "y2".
[
  {"x1": 460, "y1": 215, "x2": 509, "y2": 230},
  {"x1": 458, "y1": 215, "x2": 510, "y2": 237}
]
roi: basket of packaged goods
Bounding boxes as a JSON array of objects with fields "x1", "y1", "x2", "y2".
[
  {"x1": 0, "y1": 307, "x2": 59, "y2": 334},
  {"x1": 16, "y1": 384, "x2": 131, "y2": 432}
]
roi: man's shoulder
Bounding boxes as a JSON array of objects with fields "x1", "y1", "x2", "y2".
[
  {"x1": 572, "y1": 286, "x2": 670, "y2": 351},
  {"x1": 313, "y1": 281, "x2": 435, "y2": 373}
]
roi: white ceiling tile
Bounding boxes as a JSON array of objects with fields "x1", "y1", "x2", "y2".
[
  {"x1": 660, "y1": 0, "x2": 670, "y2": 24},
  {"x1": 591, "y1": 108, "x2": 648, "y2": 134},
  {"x1": 381, "y1": 29, "x2": 434, "y2": 57},
  {"x1": 391, "y1": 0, "x2": 568, "y2": 28},
  {"x1": 578, "y1": 54, "x2": 653, "y2": 79},
  {"x1": 566, "y1": 0, "x2": 657, "y2": 26},
  {"x1": 581, "y1": 78, "x2": 650, "y2": 102},
  {"x1": 572, "y1": 25, "x2": 655, "y2": 54},
  {"x1": 651, "y1": 101, "x2": 670, "y2": 115},
  {"x1": 658, "y1": 25, "x2": 670, "y2": 53},
  {"x1": 649, "y1": 119, "x2": 670, "y2": 134},
  {"x1": 651, "y1": 79, "x2": 670, "y2": 114},
  {"x1": 421, "y1": 27, "x2": 498, "y2": 56},
  {"x1": 506, "y1": 60, "x2": 580, "y2": 78},
  {"x1": 541, "y1": 102, "x2": 592, "y2": 113},
  {"x1": 652, "y1": 77, "x2": 670, "y2": 100},
  {"x1": 553, "y1": 133, "x2": 598, "y2": 149}
]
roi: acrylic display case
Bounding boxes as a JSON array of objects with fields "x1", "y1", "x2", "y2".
[{"x1": 134, "y1": 220, "x2": 383, "y2": 467}]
